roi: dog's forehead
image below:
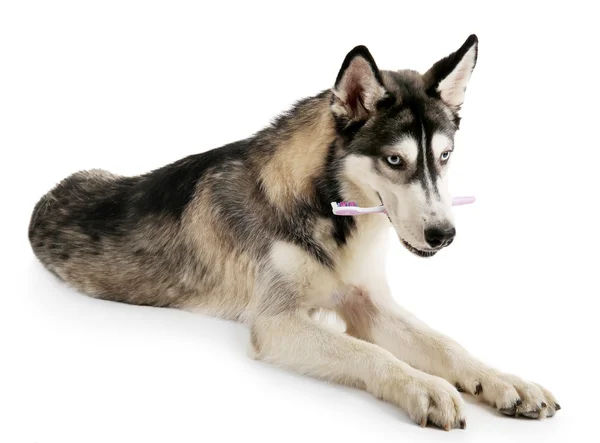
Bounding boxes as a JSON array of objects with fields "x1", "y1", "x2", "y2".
[
  {"x1": 379, "y1": 102, "x2": 455, "y2": 148},
  {"x1": 350, "y1": 74, "x2": 456, "y2": 158},
  {"x1": 382, "y1": 69, "x2": 425, "y2": 95},
  {"x1": 381, "y1": 69, "x2": 456, "y2": 133}
]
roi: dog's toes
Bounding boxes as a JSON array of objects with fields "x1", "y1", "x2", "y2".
[
  {"x1": 401, "y1": 374, "x2": 465, "y2": 431},
  {"x1": 457, "y1": 372, "x2": 559, "y2": 420}
]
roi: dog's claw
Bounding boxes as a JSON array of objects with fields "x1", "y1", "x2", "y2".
[
  {"x1": 455, "y1": 382, "x2": 465, "y2": 393},
  {"x1": 459, "y1": 419, "x2": 467, "y2": 429},
  {"x1": 500, "y1": 406, "x2": 517, "y2": 416},
  {"x1": 458, "y1": 375, "x2": 557, "y2": 421},
  {"x1": 521, "y1": 410, "x2": 541, "y2": 419},
  {"x1": 420, "y1": 418, "x2": 427, "y2": 428},
  {"x1": 499, "y1": 399, "x2": 522, "y2": 417},
  {"x1": 443, "y1": 423, "x2": 451, "y2": 432}
]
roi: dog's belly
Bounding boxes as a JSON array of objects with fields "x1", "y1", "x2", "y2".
[{"x1": 41, "y1": 238, "x2": 256, "y2": 321}]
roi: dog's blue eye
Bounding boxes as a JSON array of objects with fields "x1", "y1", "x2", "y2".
[
  {"x1": 386, "y1": 155, "x2": 403, "y2": 166},
  {"x1": 440, "y1": 151, "x2": 452, "y2": 162}
]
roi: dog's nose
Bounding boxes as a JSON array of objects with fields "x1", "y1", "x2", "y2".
[{"x1": 424, "y1": 226, "x2": 456, "y2": 248}]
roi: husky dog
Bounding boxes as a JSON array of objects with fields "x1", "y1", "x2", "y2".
[{"x1": 29, "y1": 35, "x2": 559, "y2": 430}]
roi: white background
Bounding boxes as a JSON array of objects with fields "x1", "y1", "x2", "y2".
[{"x1": 1, "y1": 1, "x2": 599, "y2": 442}]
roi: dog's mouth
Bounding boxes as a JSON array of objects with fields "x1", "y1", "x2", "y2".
[
  {"x1": 399, "y1": 237, "x2": 439, "y2": 258},
  {"x1": 378, "y1": 193, "x2": 440, "y2": 258}
]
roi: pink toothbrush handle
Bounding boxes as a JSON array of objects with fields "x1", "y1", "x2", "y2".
[
  {"x1": 334, "y1": 209, "x2": 361, "y2": 216},
  {"x1": 332, "y1": 197, "x2": 475, "y2": 216},
  {"x1": 452, "y1": 196, "x2": 476, "y2": 206}
]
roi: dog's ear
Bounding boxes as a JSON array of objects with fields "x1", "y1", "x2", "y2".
[
  {"x1": 424, "y1": 35, "x2": 478, "y2": 114},
  {"x1": 331, "y1": 46, "x2": 387, "y2": 122}
]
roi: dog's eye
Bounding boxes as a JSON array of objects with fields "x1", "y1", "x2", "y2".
[
  {"x1": 440, "y1": 151, "x2": 452, "y2": 163},
  {"x1": 386, "y1": 155, "x2": 403, "y2": 167}
]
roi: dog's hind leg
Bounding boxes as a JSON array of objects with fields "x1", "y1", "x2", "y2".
[{"x1": 337, "y1": 285, "x2": 560, "y2": 419}]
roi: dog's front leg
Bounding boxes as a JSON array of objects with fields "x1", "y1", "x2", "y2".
[
  {"x1": 250, "y1": 311, "x2": 466, "y2": 430},
  {"x1": 249, "y1": 256, "x2": 465, "y2": 430},
  {"x1": 338, "y1": 285, "x2": 560, "y2": 419}
]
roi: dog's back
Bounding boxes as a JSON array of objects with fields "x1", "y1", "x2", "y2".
[
  {"x1": 28, "y1": 141, "x2": 262, "y2": 318},
  {"x1": 28, "y1": 91, "x2": 344, "y2": 321}
]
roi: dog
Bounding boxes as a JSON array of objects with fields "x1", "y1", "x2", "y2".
[{"x1": 28, "y1": 35, "x2": 559, "y2": 430}]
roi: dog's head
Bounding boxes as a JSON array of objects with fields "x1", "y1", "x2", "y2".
[{"x1": 332, "y1": 35, "x2": 478, "y2": 257}]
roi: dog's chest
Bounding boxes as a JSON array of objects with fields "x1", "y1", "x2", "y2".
[{"x1": 334, "y1": 214, "x2": 389, "y2": 277}]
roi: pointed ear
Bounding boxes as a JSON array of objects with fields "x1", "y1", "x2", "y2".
[
  {"x1": 331, "y1": 46, "x2": 387, "y2": 122},
  {"x1": 424, "y1": 35, "x2": 478, "y2": 112}
]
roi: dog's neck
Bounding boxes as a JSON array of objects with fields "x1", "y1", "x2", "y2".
[
  {"x1": 254, "y1": 91, "x2": 387, "y2": 247},
  {"x1": 256, "y1": 92, "x2": 336, "y2": 211}
]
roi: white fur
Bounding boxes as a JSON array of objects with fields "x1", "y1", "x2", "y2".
[
  {"x1": 253, "y1": 201, "x2": 557, "y2": 429},
  {"x1": 390, "y1": 137, "x2": 419, "y2": 164},
  {"x1": 437, "y1": 45, "x2": 477, "y2": 109},
  {"x1": 431, "y1": 132, "x2": 452, "y2": 158}
]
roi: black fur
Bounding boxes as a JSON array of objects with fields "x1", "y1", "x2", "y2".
[
  {"x1": 314, "y1": 142, "x2": 356, "y2": 247},
  {"x1": 134, "y1": 142, "x2": 248, "y2": 219},
  {"x1": 334, "y1": 45, "x2": 384, "y2": 88}
]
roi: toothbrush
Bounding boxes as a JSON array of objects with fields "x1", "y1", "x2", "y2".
[{"x1": 331, "y1": 196, "x2": 475, "y2": 216}]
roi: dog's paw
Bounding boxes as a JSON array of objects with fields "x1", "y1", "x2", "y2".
[
  {"x1": 379, "y1": 370, "x2": 466, "y2": 430},
  {"x1": 455, "y1": 371, "x2": 560, "y2": 419}
]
